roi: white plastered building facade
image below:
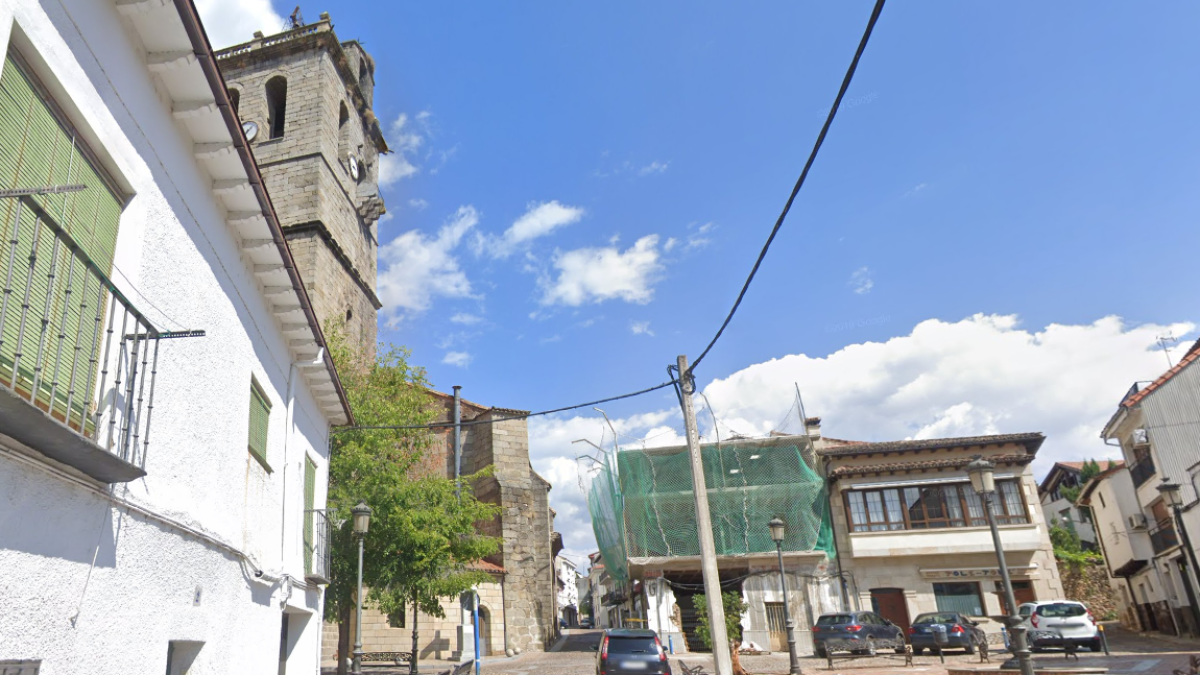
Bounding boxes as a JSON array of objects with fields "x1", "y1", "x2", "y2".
[{"x1": 0, "y1": 0, "x2": 351, "y2": 673}]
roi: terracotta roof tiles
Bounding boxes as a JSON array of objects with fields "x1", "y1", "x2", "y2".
[
  {"x1": 816, "y1": 432, "x2": 1045, "y2": 458},
  {"x1": 827, "y1": 454, "x2": 1034, "y2": 480}
]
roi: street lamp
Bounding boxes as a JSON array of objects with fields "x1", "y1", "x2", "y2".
[
  {"x1": 351, "y1": 501, "x2": 372, "y2": 675},
  {"x1": 966, "y1": 457, "x2": 1034, "y2": 675},
  {"x1": 769, "y1": 517, "x2": 801, "y2": 675},
  {"x1": 1158, "y1": 480, "x2": 1200, "y2": 636}
]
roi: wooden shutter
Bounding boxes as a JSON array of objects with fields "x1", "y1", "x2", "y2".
[
  {"x1": 248, "y1": 381, "x2": 270, "y2": 468},
  {"x1": 0, "y1": 53, "x2": 122, "y2": 425},
  {"x1": 304, "y1": 456, "x2": 316, "y2": 573}
]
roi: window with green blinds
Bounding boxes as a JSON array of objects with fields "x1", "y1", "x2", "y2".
[
  {"x1": 304, "y1": 456, "x2": 316, "y2": 573},
  {"x1": 248, "y1": 380, "x2": 271, "y2": 469},
  {"x1": 0, "y1": 52, "x2": 123, "y2": 425}
]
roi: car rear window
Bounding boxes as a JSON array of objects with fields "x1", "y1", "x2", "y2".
[
  {"x1": 817, "y1": 615, "x2": 852, "y2": 625},
  {"x1": 914, "y1": 614, "x2": 959, "y2": 625},
  {"x1": 1037, "y1": 603, "x2": 1086, "y2": 618},
  {"x1": 607, "y1": 637, "x2": 657, "y2": 654}
]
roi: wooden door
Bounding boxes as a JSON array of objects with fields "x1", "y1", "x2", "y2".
[
  {"x1": 765, "y1": 602, "x2": 787, "y2": 651},
  {"x1": 996, "y1": 581, "x2": 1036, "y2": 615},
  {"x1": 870, "y1": 589, "x2": 911, "y2": 635}
]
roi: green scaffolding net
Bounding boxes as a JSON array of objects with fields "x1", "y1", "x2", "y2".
[{"x1": 588, "y1": 438, "x2": 835, "y2": 584}]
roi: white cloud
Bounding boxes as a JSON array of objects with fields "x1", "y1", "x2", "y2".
[
  {"x1": 638, "y1": 161, "x2": 670, "y2": 176},
  {"x1": 526, "y1": 313, "x2": 1195, "y2": 557},
  {"x1": 475, "y1": 201, "x2": 585, "y2": 259},
  {"x1": 409, "y1": 198, "x2": 429, "y2": 211},
  {"x1": 377, "y1": 206, "x2": 478, "y2": 324},
  {"x1": 540, "y1": 235, "x2": 665, "y2": 306},
  {"x1": 450, "y1": 312, "x2": 483, "y2": 325},
  {"x1": 378, "y1": 112, "x2": 432, "y2": 188},
  {"x1": 630, "y1": 321, "x2": 654, "y2": 337},
  {"x1": 849, "y1": 266, "x2": 873, "y2": 295},
  {"x1": 664, "y1": 237, "x2": 679, "y2": 252},
  {"x1": 196, "y1": 0, "x2": 284, "y2": 49},
  {"x1": 442, "y1": 351, "x2": 472, "y2": 368},
  {"x1": 904, "y1": 182, "x2": 929, "y2": 198}
]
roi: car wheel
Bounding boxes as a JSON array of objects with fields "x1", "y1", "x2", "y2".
[
  {"x1": 964, "y1": 638, "x2": 976, "y2": 655},
  {"x1": 912, "y1": 647, "x2": 924, "y2": 656},
  {"x1": 865, "y1": 638, "x2": 877, "y2": 657},
  {"x1": 814, "y1": 645, "x2": 827, "y2": 659},
  {"x1": 1089, "y1": 638, "x2": 1103, "y2": 652}
]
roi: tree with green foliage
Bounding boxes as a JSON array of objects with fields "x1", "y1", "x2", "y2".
[
  {"x1": 1059, "y1": 460, "x2": 1103, "y2": 505},
  {"x1": 323, "y1": 332, "x2": 500, "y2": 675},
  {"x1": 693, "y1": 591, "x2": 752, "y2": 675}
]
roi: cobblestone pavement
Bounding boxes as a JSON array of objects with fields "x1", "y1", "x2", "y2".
[{"x1": 473, "y1": 625, "x2": 1199, "y2": 675}]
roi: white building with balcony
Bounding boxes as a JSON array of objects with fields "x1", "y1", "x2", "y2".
[
  {"x1": 0, "y1": 1, "x2": 349, "y2": 672},
  {"x1": 821, "y1": 432, "x2": 1064, "y2": 634},
  {"x1": 1101, "y1": 340, "x2": 1200, "y2": 637},
  {"x1": 557, "y1": 556, "x2": 580, "y2": 626}
]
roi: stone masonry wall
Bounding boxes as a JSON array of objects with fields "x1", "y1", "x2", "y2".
[{"x1": 219, "y1": 40, "x2": 380, "y2": 349}]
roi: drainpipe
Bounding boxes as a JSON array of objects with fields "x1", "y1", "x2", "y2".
[
  {"x1": 821, "y1": 455, "x2": 851, "y2": 610},
  {"x1": 454, "y1": 386, "x2": 462, "y2": 497}
]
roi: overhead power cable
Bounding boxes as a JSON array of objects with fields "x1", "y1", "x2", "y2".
[
  {"x1": 688, "y1": 0, "x2": 888, "y2": 375},
  {"x1": 336, "y1": 378, "x2": 679, "y2": 433}
]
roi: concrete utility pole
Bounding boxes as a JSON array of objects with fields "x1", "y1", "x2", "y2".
[{"x1": 677, "y1": 355, "x2": 733, "y2": 675}]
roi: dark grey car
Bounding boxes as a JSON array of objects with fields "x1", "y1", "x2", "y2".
[
  {"x1": 811, "y1": 611, "x2": 905, "y2": 658},
  {"x1": 596, "y1": 629, "x2": 672, "y2": 675},
  {"x1": 907, "y1": 612, "x2": 987, "y2": 654}
]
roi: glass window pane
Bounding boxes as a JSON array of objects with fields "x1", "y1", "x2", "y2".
[
  {"x1": 883, "y1": 489, "x2": 904, "y2": 530},
  {"x1": 848, "y1": 491, "x2": 867, "y2": 532},
  {"x1": 865, "y1": 491, "x2": 886, "y2": 531},
  {"x1": 946, "y1": 485, "x2": 965, "y2": 526},
  {"x1": 963, "y1": 488, "x2": 985, "y2": 525},
  {"x1": 1001, "y1": 481, "x2": 1025, "y2": 521}
]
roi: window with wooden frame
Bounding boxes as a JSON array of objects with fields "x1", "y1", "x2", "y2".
[
  {"x1": 844, "y1": 479, "x2": 1029, "y2": 533},
  {"x1": 247, "y1": 378, "x2": 271, "y2": 470}
]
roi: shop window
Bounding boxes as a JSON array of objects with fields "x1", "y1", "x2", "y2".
[{"x1": 933, "y1": 582, "x2": 983, "y2": 616}]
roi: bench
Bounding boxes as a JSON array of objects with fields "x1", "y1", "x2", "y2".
[
  {"x1": 824, "y1": 644, "x2": 914, "y2": 669},
  {"x1": 360, "y1": 651, "x2": 413, "y2": 666}
]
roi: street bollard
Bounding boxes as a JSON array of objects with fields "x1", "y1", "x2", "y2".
[
  {"x1": 668, "y1": 635, "x2": 674, "y2": 654},
  {"x1": 1099, "y1": 624, "x2": 1109, "y2": 656}
]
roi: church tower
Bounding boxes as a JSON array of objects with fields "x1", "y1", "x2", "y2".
[{"x1": 215, "y1": 13, "x2": 387, "y2": 352}]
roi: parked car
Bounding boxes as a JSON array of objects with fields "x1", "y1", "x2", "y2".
[
  {"x1": 812, "y1": 611, "x2": 905, "y2": 658},
  {"x1": 1016, "y1": 601, "x2": 1101, "y2": 652},
  {"x1": 907, "y1": 612, "x2": 987, "y2": 655},
  {"x1": 595, "y1": 629, "x2": 672, "y2": 675},
  {"x1": 580, "y1": 617, "x2": 594, "y2": 629}
]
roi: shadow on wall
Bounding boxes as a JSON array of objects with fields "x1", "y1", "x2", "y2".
[{"x1": 0, "y1": 460, "x2": 119, "y2": 567}]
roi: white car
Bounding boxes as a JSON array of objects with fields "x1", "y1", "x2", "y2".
[{"x1": 1016, "y1": 601, "x2": 1101, "y2": 651}]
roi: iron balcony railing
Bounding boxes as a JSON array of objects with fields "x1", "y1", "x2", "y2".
[
  {"x1": 1150, "y1": 519, "x2": 1179, "y2": 555},
  {"x1": 1130, "y1": 456, "x2": 1156, "y2": 488},
  {"x1": 0, "y1": 195, "x2": 164, "y2": 475},
  {"x1": 305, "y1": 508, "x2": 332, "y2": 585}
]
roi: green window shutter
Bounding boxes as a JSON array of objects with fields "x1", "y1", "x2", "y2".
[
  {"x1": 0, "y1": 54, "x2": 122, "y2": 424},
  {"x1": 304, "y1": 456, "x2": 316, "y2": 574},
  {"x1": 247, "y1": 381, "x2": 270, "y2": 469}
]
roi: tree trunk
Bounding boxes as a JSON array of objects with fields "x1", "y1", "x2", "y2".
[
  {"x1": 337, "y1": 604, "x2": 351, "y2": 675},
  {"x1": 731, "y1": 640, "x2": 750, "y2": 675},
  {"x1": 410, "y1": 597, "x2": 420, "y2": 675}
]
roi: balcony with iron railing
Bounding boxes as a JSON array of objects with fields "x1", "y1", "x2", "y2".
[
  {"x1": 1150, "y1": 519, "x2": 1179, "y2": 555},
  {"x1": 1130, "y1": 456, "x2": 1157, "y2": 488},
  {"x1": 0, "y1": 192, "x2": 189, "y2": 483},
  {"x1": 304, "y1": 508, "x2": 332, "y2": 585}
]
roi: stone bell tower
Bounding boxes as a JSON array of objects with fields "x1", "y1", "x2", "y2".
[{"x1": 215, "y1": 13, "x2": 387, "y2": 352}]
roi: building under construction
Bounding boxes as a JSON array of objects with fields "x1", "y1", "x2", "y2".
[{"x1": 587, "y1": 429, "x2": 842, "y2": 654}]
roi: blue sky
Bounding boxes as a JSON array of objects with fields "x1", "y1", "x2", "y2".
[{"x1": 201, "y1": 1, "x2": 1200, "y2": 563}]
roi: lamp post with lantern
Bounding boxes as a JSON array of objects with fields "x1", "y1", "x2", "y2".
[
  {"x1": 966, "y1": 457, "x2": 1034, "y2": 675},
  {"x1": 1157, "y1": 480, "x2": 1200, "y2": 635},
  {"x1": 351, "y1": 501, "x2": 372, "y2": 675},
  {"x1": 769, "y1": 517, "x2": 802, "y2": 675}
]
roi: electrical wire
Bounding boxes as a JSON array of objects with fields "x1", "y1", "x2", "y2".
[
  {"x1": 688, "y1": 0, "x2": 888, "y2": 376},
  {"x1": 336, "y1": 378, "x2": 680, "y2": 433}
]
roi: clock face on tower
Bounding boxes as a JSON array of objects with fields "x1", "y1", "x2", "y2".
[
  {"x1": 349, "y1": 155, "x2": 361, "y2": 182},
  {"x1": 242, "y1": 120, "x2": 258, "y2": 142}
]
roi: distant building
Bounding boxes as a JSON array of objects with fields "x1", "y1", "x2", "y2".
[
  {"x1": 557, "y1": 556, "x2": 580, "y2": 626},
  {"x1": 1038, "y1": 461, "x2": 1117, "y2": 549},
  {"x1": 1100, "y1": 339, "x2": 1200, "y2": 637}
]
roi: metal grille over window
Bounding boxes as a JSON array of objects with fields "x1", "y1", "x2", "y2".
[{"x1": 247, "y1": 381, "x2": 270, "y2": 468}]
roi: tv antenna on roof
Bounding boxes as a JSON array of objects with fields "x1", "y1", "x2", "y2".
[{"x1": 1157, "y1": 333, "x2": 1179, "y2": 369}]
